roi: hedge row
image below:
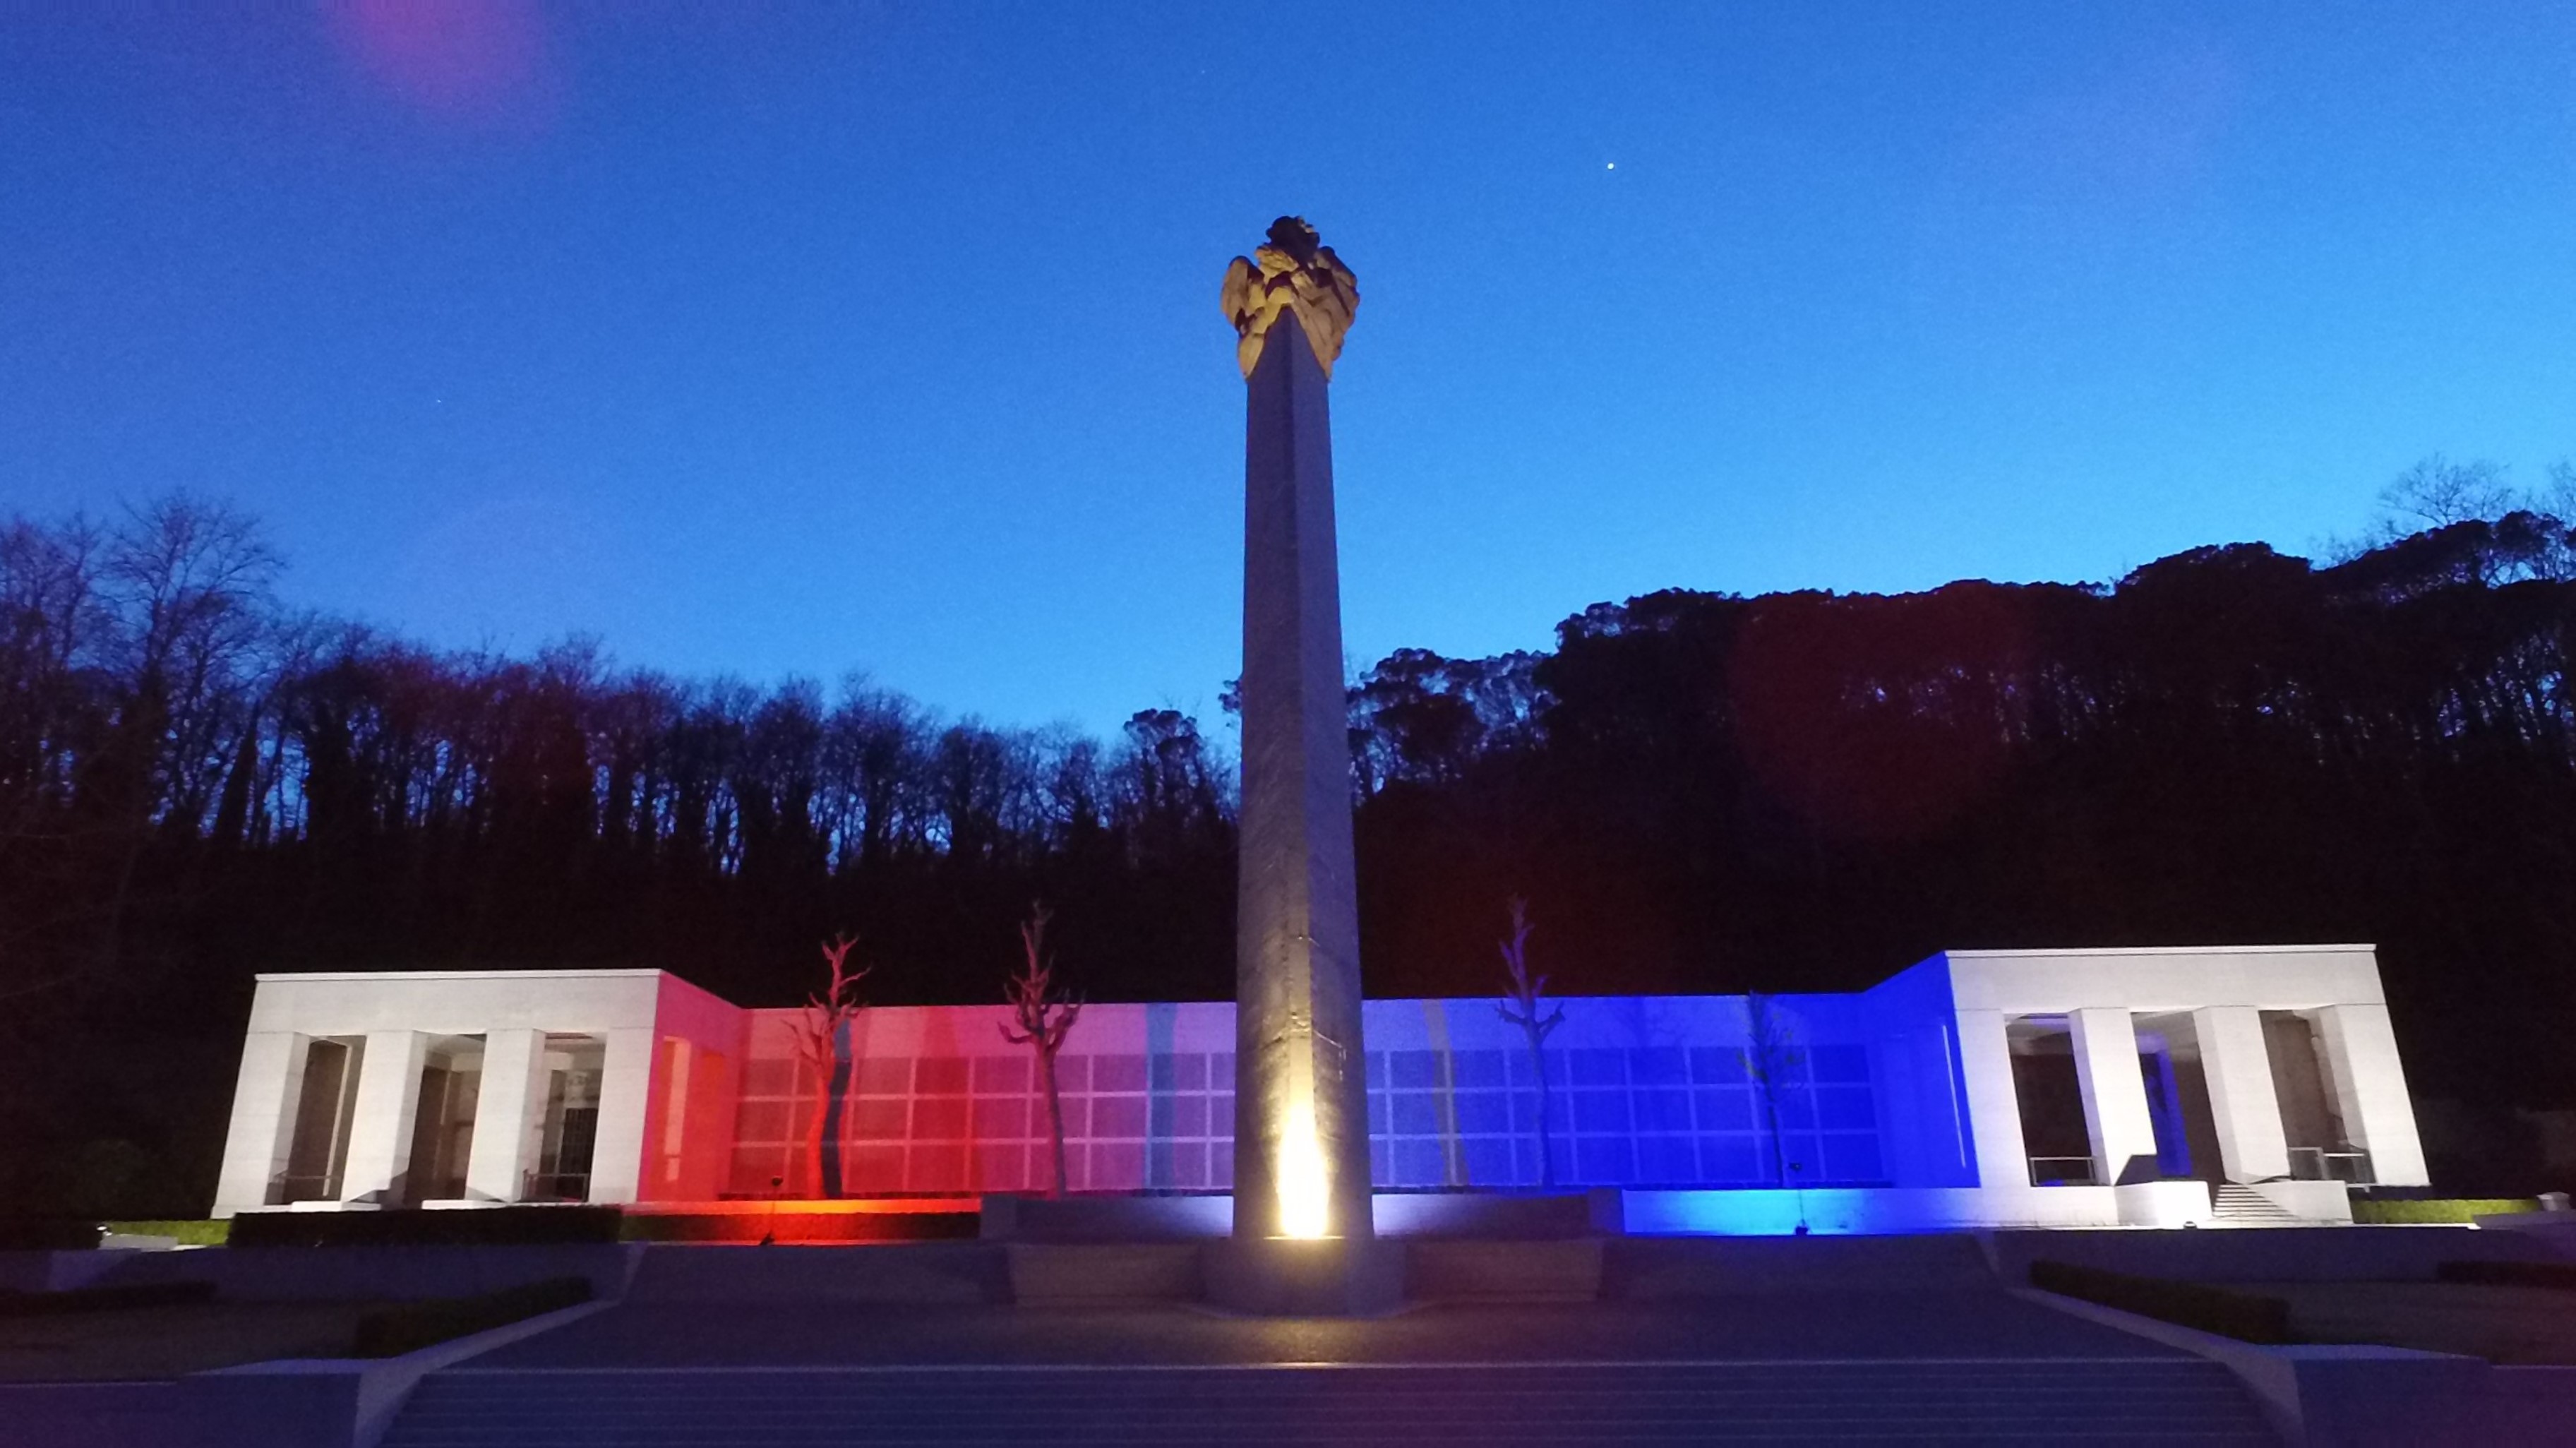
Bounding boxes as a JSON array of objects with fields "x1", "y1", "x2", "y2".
[
  {"x1": 351, "y1": 1275, "x2": 594, "y2": 1358},
  {"x1": 229, "y1": 1206, "x2": 624, "y2": 1249},
  {"x1": 2027, "y1": 1259, "x2": 2292, "y2": 1344},
  {"x1": 2435, "y1": 1259, "x2": 2576, "y2": 1291},
  {"x1": 0, "y1": 1221, "x2": 103, "y2": 1251},
  {"x1": 2350, "y1": 1197, "x2": 2539, "y2": 1225}
]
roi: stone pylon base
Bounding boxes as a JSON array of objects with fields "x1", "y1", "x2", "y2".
[{"x1": 1203, "y1": 1236, "x2": 1405, "y2": 1316}]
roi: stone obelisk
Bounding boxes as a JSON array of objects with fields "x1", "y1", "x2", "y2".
[{"x1": 1221, "y1": 218, "x2": 1375, "y2": 1252}]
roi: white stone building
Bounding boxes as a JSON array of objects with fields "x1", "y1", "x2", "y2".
[{"x1": 212, "y1": 945, "x2": 2428, "y2": 1229}]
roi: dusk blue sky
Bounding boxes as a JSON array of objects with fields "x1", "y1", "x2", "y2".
[{"x1": 6, "y1": 5, "x2": 2572, "y2": 737}]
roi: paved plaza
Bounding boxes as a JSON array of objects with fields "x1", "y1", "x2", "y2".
[
  {"x1": 376, "y1": 1239, "x2": 2277, "y2": 1446},
  {"x1": 472, "y1": 1290, "x2": 2180, "y2": 1371}
]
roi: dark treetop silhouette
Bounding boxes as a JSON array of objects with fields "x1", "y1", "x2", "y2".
[{"x1": 0, "y1": 486, "x2": 2571, "y2": 1214}]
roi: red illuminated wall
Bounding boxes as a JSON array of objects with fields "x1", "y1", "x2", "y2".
[{"x1": 724, "y1": 1003, "x2": 1236, "y2": 1197}]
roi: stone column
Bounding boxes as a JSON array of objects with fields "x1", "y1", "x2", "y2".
[
  {"x1": 1222, "y1": 218, "x2": 1373, "y2": 1245},
  {"x1": 2191, "y1": 1006, "x2": 2291, "y2": 1182},
  {"x1": 2068, "y1": 1007, "x2": 2161, "y2": 1186},
  {"x1": 2315, "y1": 1003, "x2": 2431, "y2": 1185},
  {"x1": 212, "y1": 1032, "x2": 310, "y2": 1216},
  {"x1": 1952, "y1": 1008, "x2": 2033, "y2": 1190},
  {"x1": 339, "y1": 1029, "x2": 429, "y2": 1205},
  {"x1": 585, "y1": 1027, "x2": 658, "y2": 1205},
  {"x1": 464, "y1": 1028, "x2": 549, "y2": 1203}
]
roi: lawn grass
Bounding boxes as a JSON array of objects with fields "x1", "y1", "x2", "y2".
[
  {"x1": 103, "y1": 1220, "x2": 231, "y2": 1247},
  {"x1": 2349, "y1": 1197, "x2": 2537, "y2": 1225}
]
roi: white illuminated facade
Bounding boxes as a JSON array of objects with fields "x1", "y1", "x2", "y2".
[{"x1": 211, "y1": 945, "x2": 2430, "y2": 1229}]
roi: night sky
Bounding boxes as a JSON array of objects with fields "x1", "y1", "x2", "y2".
[{"x1": 6, "y1": 4, "x2": 2572, "y2": 736}]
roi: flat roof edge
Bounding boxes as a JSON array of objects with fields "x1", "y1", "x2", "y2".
[
  {"x1": 1939, "y1": 944, "x2": 2376, "y2": 959},
  {"x1": 253, "y1": 969, "x2": 672, "y2": 983}
]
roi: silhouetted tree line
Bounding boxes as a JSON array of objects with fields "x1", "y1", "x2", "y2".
[{"x1": 4, "y1": 457, "x2": 2570, "y2": 1211}]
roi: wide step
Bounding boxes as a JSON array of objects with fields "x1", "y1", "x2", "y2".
[
  {"x1": 2212, "y1": 1185, "x2": 2305, "y2": 1226},
  {"x1": 384, "y1": 1360, "x2": 2275, "y2": 1445}
]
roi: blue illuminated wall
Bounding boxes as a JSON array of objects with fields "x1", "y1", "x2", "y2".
[
  {"x1": 1852, "y1": 955, "x2": 1980, "y2": 1189},
  {"x1": 1356, "y1": 992, "x2": 1951, "y2": 1191}
]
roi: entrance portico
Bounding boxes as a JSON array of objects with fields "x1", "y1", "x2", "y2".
[
  {"x1": 1940, "y1": 946, "x2": 2430, "y2": 1219},
  {"x1": 212, "y1": 969, "x2": 736, "y2": 1214}
]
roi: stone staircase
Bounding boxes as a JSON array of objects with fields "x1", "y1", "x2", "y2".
[
  {"x1": 2211, "y1": 1184, "x2": 2306, "y2": 1226},
  {"x1": 383, "y1": 1360, "x2": 2276, "y2": 1446}
]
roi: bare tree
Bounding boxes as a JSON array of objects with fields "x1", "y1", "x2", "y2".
[
  {"x1": 1493, "y1": 896, "x2": 1564, "y2": 1189},
  {"x1": 1001, "y1": 902, "x2": 1082, "y2": 1197},
  {"x1": 0, "y1": 515, "x2": 104, "y2": 998},
  {"x1": 0, "y1": 495, "x2": 280, "y2": 1000},
  {"x1": 793, "y1": 933, "x2": 868, "y2": 1198},
  {"x1": 1744, "y1": 993, "x2": 1810, "y2": 1233},
  {"x1": 2378, "y1": 455, "x2": 2519, "y2": 534}
]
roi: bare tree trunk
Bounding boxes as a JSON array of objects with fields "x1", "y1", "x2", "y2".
[
  {"x1": 794, "y1": 935, "x2": 868, "y2": 1200},
  {"x1": 1494, "y1": 899, "x2": 1562, "y2": 1190},
  {"x1": 1037, "y1": 1043, "x2": 1067, "y2": 1197},
  {"x1": 1761, "y1": 1083, "x2": 1790, "y2": 1186},
  {"x1": 803, "y1": 1069, "x2": 829, "y2": 1199},
  {"x1": 1525, "y1": 1029, "x2": 1554, "y2": 1190},
  {"x1": 1003, "y1": 902, "x2": 1081, "y2": 1199}
]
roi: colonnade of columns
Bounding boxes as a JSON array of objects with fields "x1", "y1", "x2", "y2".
[
  {"x1": 1949, "y1": 1002, "x2": 2427, "y2": 1189},
  {"x1": 212, "y1": 1025, "x2": 657, "y2": 1214}
]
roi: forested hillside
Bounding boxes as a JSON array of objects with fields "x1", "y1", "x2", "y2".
[{"x1": 4, "y1": 474, "x2": 2570, "y2": 1211}]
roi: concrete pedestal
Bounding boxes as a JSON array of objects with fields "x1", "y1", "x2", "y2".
[
  {"x1": 981, "y1": 1193, "x2": 1228, "y2": 1243},
  {"x1": 1405, "y1": 1238, "x2": 1605, "y2": 1303},
  {"x1": 1202, "y1": 1236, "x2": 1405, "y2": 1317},
  {"x1": 1007, "y1": 1243, "x2": 1203, "y2": 1304}
]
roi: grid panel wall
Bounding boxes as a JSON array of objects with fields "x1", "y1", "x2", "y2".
[
  {"x1": 729, "y1": 1041, "x2": 1881, "y2": 1196},
  {"x1": 726, "y1": 1051, "x2": 1234, "y2": 1195},
  {"x1": 1365, "y1": 1041, "x2": 1883, "y2": 1189}
]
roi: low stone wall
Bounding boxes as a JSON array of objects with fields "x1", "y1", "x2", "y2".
[
  {"x1": 2022, "y1": 1279, "x2": 2576, "y2": 1444},
  {"x1": 2471, "y1": 1212, "x2": 2576, "y2": 1259},
  {"x1": 1619, "y1": 1185, "x2": 2187, "y2": 1234},
  {"x1": 80, "y1": 1243, "x2": 645, "y2": 1302},
  {"x1": 2247, "y1": 1180, "x2": 2355, "y2": 1222},
  {"x1": 979, "y1": 1194, "x2": 1228, "y2": 1242},
  {"x1": 624, "y1": 1241, "x2": 1010, "y2": 1303},
  {"x1": 0, "y1": 1381, "x2": 194, "y2": 1448},
  {"x1": 1006, "y1": 1243, "x2": 1203, "y2": 1303},
  {"x1": 1982, "y1": 1224, "x2": 2563, "y2": 1284},
  {"x1": 1609, "y1": 1233, "x2": 2001, "y2": 1296},
  {"x1": 0, "y1": 1246, "x2": 151, "y2": 1293},
  {"x1": 1406, "y1": 1239, "x2": 1604, "y2": 1300},
  {"x1": 0, "y1": 1300, "x2": 606, "y2": 1448},
  {"x1": 980, "y1": 1190, "x2": 1616, "y2": 1241}
]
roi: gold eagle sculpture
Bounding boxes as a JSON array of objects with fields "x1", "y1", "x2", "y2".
[{"x1": 1221, "y1": 216, "x2": 1360, "y2": 380}]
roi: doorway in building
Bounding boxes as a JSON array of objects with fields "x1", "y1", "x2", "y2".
[
  {"x1": 403, "y1": 1036, "x2": 486, "y2": 1204},
  {"x1": 2138, "y1": 1012, "x2": 2223, "y2": 1183},
  {"x1": 2008, "y1": 1017, "x2": 2094, "y2": 1185},
  {"x1": 2264, "y1": 1010, "x2": 2370, "y2": 1182},
  {"x1": 531, "y1": 1035, "x2": 606, "y2": 1201},
  {"x1": 278, "y1": 1036, "x2": 365, "y2": 1203}
]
